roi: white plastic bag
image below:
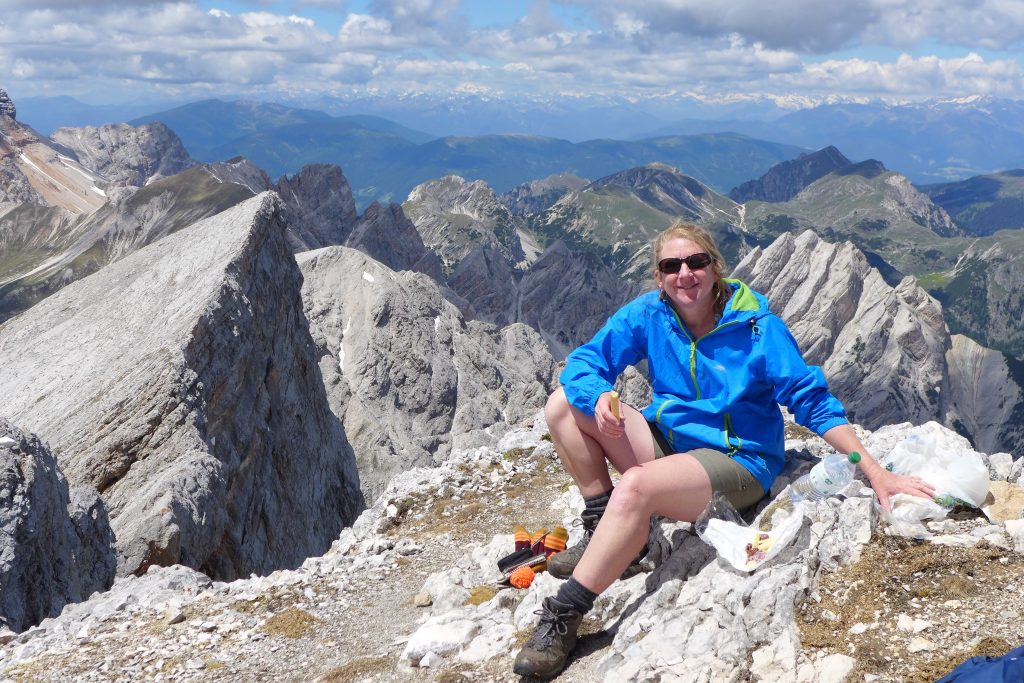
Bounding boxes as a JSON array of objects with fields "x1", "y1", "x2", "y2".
[
  {"x1": 695, "y1": 493, "x2": 804, "y2": 572},
  {"x1": 877, "y1": 432, "x2": 991, "y2": 538}
]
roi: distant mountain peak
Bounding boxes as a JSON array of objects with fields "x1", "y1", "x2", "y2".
[
  {"x1": 834, "y1": 159, "x2": 887, "y2": 179},
  {"x1": 729, "y1": 146, "x2": 852, "y2": 203}
]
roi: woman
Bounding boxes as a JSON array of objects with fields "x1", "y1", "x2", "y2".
[{"x1": 513, "y1": 222, "x2": 935, "y2": 679}]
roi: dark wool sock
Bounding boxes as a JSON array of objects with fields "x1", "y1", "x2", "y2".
[
  {"x1": 555, "y1": 577, "x2": 599, "y2": 615},
  {"x1": 581, "y1": 488, "x2": 613, "y2": 528},
  {"x1": 583, "y1": 489, "x2": 613, "y2": 511}
]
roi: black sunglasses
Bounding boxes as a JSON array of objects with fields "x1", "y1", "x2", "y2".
[{"x1": 658, "y1": 253, "x2": 713, "y2": 274}]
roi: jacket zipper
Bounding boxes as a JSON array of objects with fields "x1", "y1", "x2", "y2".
[
  {"x1": 723, "y1": 413, "x2": 742, "y2": 456},
  {"x1": 667, "y1": 305, "x2": 742, "y2": 400}
]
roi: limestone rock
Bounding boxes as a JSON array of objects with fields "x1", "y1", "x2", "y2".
[
  {"x1": 0, "y1": 193, "x2": 363, "y2": 579},
  {"x1": 275, "y1": 163, "x2": 357, "y2": 252},
  {"x1": 946, "y1": 334, "x2": 1024, "y2": 455},
  {"x1": 297, "y1": 246, "x2": 557, "y2": 501},
  {"x1": 0, "y1": 419, "x2": 115, "y2": 632},
  {"x1": 0, "y1": 106, "x2": 106, "y2": 215},
  {"x1": 404, "y1": 175, "x2": 526, "y2": 274},
  {"x1": 345, "y1": 201, "x2": 443, "y2": 279},
  {"x1": 205, "y1": 157, "x2": 273, "y2": 196},
  {"x1": 518, "y1": 240, "x2": 642, "y2": 357},
  {"x1": 0, "y1": 165, "x2": 256, "y2": 323},
  {"x1": 447, "y1": 242, "x2": 518, "y2": 325},
  {"x1": 50, "y1": 122, "x2": 196, "y2": 188}
]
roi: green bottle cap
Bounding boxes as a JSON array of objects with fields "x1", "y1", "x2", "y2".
[{"x1": 847, "y1": 451, "x2": 861, "y2": 464}]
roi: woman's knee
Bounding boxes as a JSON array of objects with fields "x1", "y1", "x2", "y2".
[
  {"x1": 544, "y1": 387, "x2": 571, "y2": 426},
  {"x1": 607, "y1": 467, "x2": 652, "y2": 517}
]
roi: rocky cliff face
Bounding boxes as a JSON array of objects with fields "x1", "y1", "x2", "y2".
[
  {"x1": 49, "y1": 122, "x2": 195, "y2": 188},
  {"x1": 0, "y1": 419, "x2": 116, "y2": 633},
  {"x1": 729, "y1": 145, "x2": 851, "y2": 203},
  {"x1": 518, "y1": 240, "x2": 643, "y2": 357},
  {"x1": 298, "y1": 246, "x2": 557, "y2": 501},
  {"x1": 0, "y1": 193, "x2": 363, "y2": 580},
  {"x1": 404, "y1": 176, "x2": 526, "y2": 274},
  {"x1": 0, "y1": 96, "x2": 106, "y2": 215},
  {"x1": 733, "y1": 230, "x2": 1024, "y2": 454},
  {"x1": 275, "y1": 163, "x2": 357, "y2": 252},
  {"x1": 345, "y1": 201, "x2": 444, "y2": 279}
]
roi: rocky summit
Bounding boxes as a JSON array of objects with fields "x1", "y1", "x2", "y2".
[
  {"x1": 50, "y1": 122, "x2": 196, "y2": 188},
  {"x1": 1, "y1": 415, "x2": 1022, "y2": 682},
  {"x1": 0, "y1": 193, "x2": 363, "y2": 581}
]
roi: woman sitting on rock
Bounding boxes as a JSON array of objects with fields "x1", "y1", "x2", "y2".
[{"x1": 513, "y1": 221, "x2": 935, "y2": 679}]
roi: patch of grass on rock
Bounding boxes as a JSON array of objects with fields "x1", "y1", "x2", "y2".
[
  {"x1": 320, "y1": 656, "x2": 394, "y2": 681},
  {"x1": 262, "y1": 607, "x2": 317, "y2": 638}
]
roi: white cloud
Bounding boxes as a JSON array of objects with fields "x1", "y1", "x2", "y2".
[
  {"x1": 368, "y1": 0, "x2": 461, "y2": 29},
  {"x1": 562, "y1": 0, "x2": 1024, "y2": 53},
  {"x1": 1, "y1": 0, "x2": 1023, "y2": 106}
]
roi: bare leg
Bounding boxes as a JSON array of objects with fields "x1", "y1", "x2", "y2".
[
  {"x1": 544, "y1": 388, "x2": 656, "y2": 497},
  {"x1": 572, "y1": 453, "x2": 713, "y2": 594}
]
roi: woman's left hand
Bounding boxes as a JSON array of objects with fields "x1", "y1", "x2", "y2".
[{"x1": 865, "y1": 468, "x2": 935, "y2": 512}]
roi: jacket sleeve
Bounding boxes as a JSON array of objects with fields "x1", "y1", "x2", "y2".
[
  {"x1": 560, "y1": 298, "x2": 648, "y2": 415},
  {"x1": 760, "y1": 314, "x2": 849, "y2": 435}
]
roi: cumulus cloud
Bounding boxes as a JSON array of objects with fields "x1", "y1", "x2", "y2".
[
  {"x1": 563, "y1": 0, "x2": 1024, "y2": 53},
  {"x1": 368, "y1": 0, "x2": 461, "y2": 30},
  {"x1": 2, "y1": 0, "x2": 1023, "y2": 106}
]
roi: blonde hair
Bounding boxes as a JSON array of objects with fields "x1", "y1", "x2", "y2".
[{"x1": 652, "y1": 221, "x2": 731, "y2": 315}]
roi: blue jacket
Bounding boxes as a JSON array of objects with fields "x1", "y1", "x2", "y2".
[{"x1": 560, "y1": 279, "x2": 848, "y2": 493}]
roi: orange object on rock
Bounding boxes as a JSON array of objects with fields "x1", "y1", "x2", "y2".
[
  {"x1": 544, "y1": 526, "x2": 568, "y2": 556},
  {"x1": 509, "y1": 565, "x2": 536, "y2": 589}
]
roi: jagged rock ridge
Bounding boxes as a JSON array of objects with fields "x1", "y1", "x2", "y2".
[
  {"x1": 0, "y1": 193, "x2": 363, "y2": 580},
  {"x1": 0, "y1": 419, "x2": 115, "y2": 633},
  {"x1": 733, "y1": 230, "x2": 1024, "y2": 454},
  {"x1": 298, "y1": 245, "x2": 557, "y2": 500}
]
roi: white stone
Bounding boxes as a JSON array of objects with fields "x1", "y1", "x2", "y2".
[
  {"x1": 1005, "y1": 519, "x2": 1024, "y2": 553},
  {"x1": 816, "y1": 653, "x2": 855, "y2": 683},
  {"x1": 402, "y1": 612, "x2": 480, "y2": 662},
  {"x1": 908, "y1": 637, "x2": 936, "y2": 653},
  {"x1": 418, "y1": 651, "x2": 441, "y2": 668}
]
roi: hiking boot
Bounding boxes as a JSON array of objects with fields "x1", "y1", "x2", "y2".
[
  {"x1": 512, "y1": 597, "x2": 583, "y2": 679},
  {"x1": 546, "y1": 520, "x2": 593, "y2": 579},
  {"x1": 548, "y1": 515, "x2": 651, "y2": 580}
]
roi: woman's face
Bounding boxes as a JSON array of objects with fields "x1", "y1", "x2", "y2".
[{"x1": 655, "y1": 237, "x2": 716, "y2": 317}]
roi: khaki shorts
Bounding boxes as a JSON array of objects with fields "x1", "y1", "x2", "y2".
[{"x1": 649, "y1": 422, "x2": 765, "y2": 510}]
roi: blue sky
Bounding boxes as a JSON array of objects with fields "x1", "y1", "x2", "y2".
[{"x1": 3, "y1": 0, "x2": 1024, "y2": 109}]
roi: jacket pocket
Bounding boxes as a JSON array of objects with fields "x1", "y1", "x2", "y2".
[
  {"x1": 723, "y1": 413, "x2": 743, "y2": 456},
  {"x1": 655, "y1": 399, "x2": 676, "y2": 450}
]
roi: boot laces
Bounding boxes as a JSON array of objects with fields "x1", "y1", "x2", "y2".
[{"x1": 526, "y1": 603, "x2": 570, "y2": 649}]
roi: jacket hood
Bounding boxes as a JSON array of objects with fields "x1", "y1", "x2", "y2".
[{"x1": 721, "y1": 278, "x2": 769, "y2": 322}]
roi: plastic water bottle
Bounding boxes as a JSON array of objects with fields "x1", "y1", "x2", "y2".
[{"x1": 789, "y1": 452, "x2": 862, "y2": 502}]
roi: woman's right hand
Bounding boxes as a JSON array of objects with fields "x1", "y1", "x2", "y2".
[{"x1": 595, "y1": 391, "x2": 625, "y2": 438}]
